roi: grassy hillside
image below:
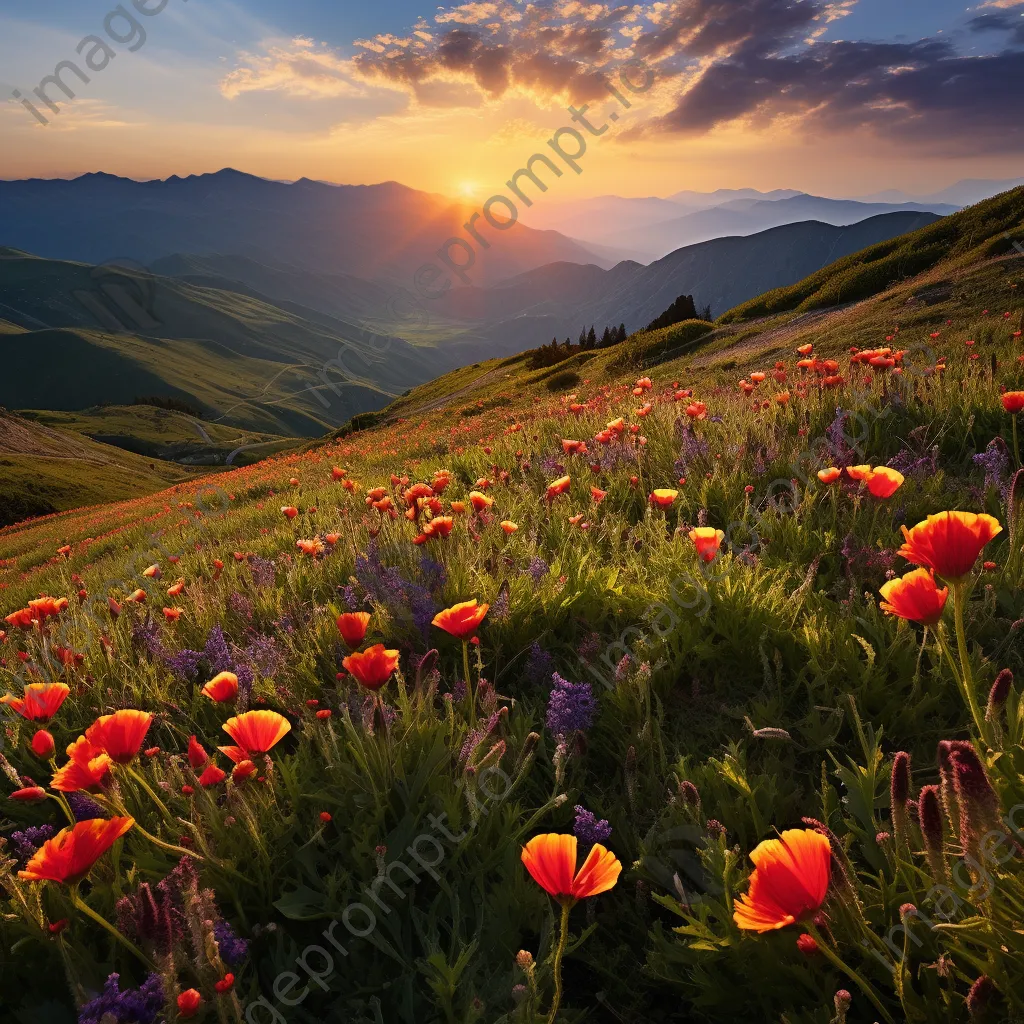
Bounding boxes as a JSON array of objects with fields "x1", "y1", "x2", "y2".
[
  {"x1": 719, "y1": 185, "x2": 1024, "y2": 322},
  {"x1": 16, "y1": 406, "x2": 299, "y2": 466},
  {"x1": 0, "y1": 411, "x2": 198, "y2": 526},
  {"x1": 1, "y1": 195, "x2": 1023, "y2": 1024},
  {"x1": 0, "y1": 249, "x2": 449, "y2": 435}
]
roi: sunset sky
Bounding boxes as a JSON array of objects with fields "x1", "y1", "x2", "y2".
[{"x1": 1, "y1": 0, "x2": 1022, "y2": 200}]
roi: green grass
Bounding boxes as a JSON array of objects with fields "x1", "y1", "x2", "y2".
[{"x1": 1, "y1": 192, "x2": 1024, "y2": 1024}]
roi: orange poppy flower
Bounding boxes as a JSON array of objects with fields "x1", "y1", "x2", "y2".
[
  {"x1": 127, "y1": 589, "x2": 147, "y2": 603},
  {"x1": 281, "y1": 506, "x2": 299, "y2": 520},
  {"x1": 650, "y1": 489, "x2": 678, "y2": 508},
  {"x1": 187, "y1": 735, "x2": 209, "y2": 769},
  {"x1": 222, "y1": 710, "x2": 292, "y2": 753},
  {"x1": 469, "y1": 491, "x2": 493, "y2": 511},
  {"x1": 733, "y1": 829, "x2": 831, "y2": 932},
  {"x1": 85, "y1": 710, "x2": 153, "y2": 764},
  {"x1": 606, "y1": 417, "x2": 625, "y2": 433},
  {"x1": 817, "y1": 468, "x2": 841, "y2": 484},
  {"x1": 521, "y1": 833, "x2": 621, "y2": 904},
  {"x1": 296, "y1": 538, "x2": 325, "y2": 556},
  {"x1": 898, "y1": 512, "x2": 1003, "y2": 582},
  {"x1": 142, "y1": 564, "x2": 160, "y2": 579},
  {"x1": 432, "y1": 600, "x2": 489, "y2": 640},
  {"x1": 332, "y1": 466, "x2": 348, "y2": 480},
  {"x1": 336, "y1": 611, "x2": 371, "y2": 649},
  {"x1": 1, "y1": 682, "x2": 70, "y2": 722},
  {"x1": 422, "y1": 516, "x2": 454, "y2": 539},
  {"x1": 750, "y1": 372, "x2": 766, "y2": 383},
  {"x1": 590, "y1": 487, "x2": 607, "y2": 503},
  {"x1": 167, "y1": 582, "x2": 186, "y2": 597},
  {"x1": 1002, "y1": 392, "x2": 1024, "y2": 414},
  {"x1": 689, "y1": 527, "x2": 725, "y2": 563},
  {"x1": 232, "y1": 759, "x2": 258, "y2": 781},
  {"x1": 28, "y1": 596, "x2": 69, "y2": 619},
  {"x1": 51, "y1": 736, "x2": 112, "y2": 792},
  {"x1": 198, "y1": 763, "x2": 227, "y2": 787},
  {"x1": 18, "y1": 816, "x2": 135, "y2": 885},
  {"x1": 203, "y1": 671, "x2": 239, "y2": 702},
  {"x1": 685, "y1": 402, "x2": 707, "y2": 420},
  {"x1": 546, "y1": 476, "x2": 571, "y2": 501},
  {"x1": 879, "y1": 569, "x2": 949, "y2": 626},
  {"x1": 501, "y1": 521, "x2": 519, "y2": 534},
  {"x1": 865, "y1": 467, "x2": 904, "y2": 499},
  {"x1": 844, "y1": 465, "x2": 873, "y2": 482},
  {"x1": 162, "y1": 607, "x2": 183, "y2": 622},
  {"x1": 450, "y1": 501, "x2": 467, "y2": 514},
  {"x1": 342, "y1": 644, "x2": 401, "y2": 690},
  {"x1": 797, "y1": 344, "x2": 813, "y2": 355}
]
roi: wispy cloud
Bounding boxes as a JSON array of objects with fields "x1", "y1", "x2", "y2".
[{"x1": 220, "y1": 37, "x2": 369, "y2": 99}]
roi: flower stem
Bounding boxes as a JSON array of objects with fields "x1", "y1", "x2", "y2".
[
  {"x1": 547, "y1": 899, "x2": 573, "y2": 1024},
  {"x1": 124, "y1": 763, "x2": 173, "y2": 823},
  {"x1": 71, "y1": 886, "x2": 155, "y2": 970},
  {"x1": 462, "y1": 640, "x2": 475, "y2": 726},
  {"x1": 951, "y1": 584, "x2": 986, "y2": 737},
  {"x1": 806, "y1": 924, "x2": 894, "y2": 1024}
]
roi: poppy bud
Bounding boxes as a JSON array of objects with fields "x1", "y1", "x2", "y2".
[
  {"x1": 177, "y1": 989, "x2": 202, "y2": 1018},
  {"x1": 48, "y1": 918, "x2": 69, "y2": 934},
  {"x1": 319, "y1": 811, "x2": 332, "y2": 823},
  {"x1": 31, "y1": 729, "x2": 55, "y2": 758},
  {"x1": 796, "y1": 933, "x2": 818, "y2": 955},
  {"x1": 215, "y1": 974, "x2": 235, "y2": 994},
  {"x1": 918, "y1": 784, "x2": 947, "y2": 883},
  {"x1": 515, "y1": 950, "x2": 534, "y2": 970},
  {"x1": 890, "y1": 751, "x2": 911, "y2": 845},
  {"x1": 985, "y1": 669, "x2": 1013, "y2": 723}
]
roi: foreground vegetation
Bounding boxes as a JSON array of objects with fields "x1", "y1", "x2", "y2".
[{"x1": 1, "y1": 191, "x2": 1024, "y2": 1023}]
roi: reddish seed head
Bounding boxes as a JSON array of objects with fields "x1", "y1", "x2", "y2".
[{"x1": 320, "y1": 811, "x2": 332, "y2": 823}]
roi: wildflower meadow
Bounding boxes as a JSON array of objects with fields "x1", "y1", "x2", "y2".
[{"x1": 3, "y1": 193, "x2": 1024, "y2": 1023}]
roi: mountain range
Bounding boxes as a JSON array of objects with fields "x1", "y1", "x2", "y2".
[{"x1": 3, "y1": 167, "x2": 1001, "y2": 442}]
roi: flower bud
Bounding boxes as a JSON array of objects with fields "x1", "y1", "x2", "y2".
[
  {"x1": 834, "y1": 989, "x2": 852, "y2": 1024},
  {"x1": 966, "y1": 975, "x2": 997, "y2": 1022},
  {"x1": 951, "y1": 747, "x2": 1001, "y2": 868},
  {"x1": 918, "y1": 784, "x2": 947, "y2": 883},
  {"x1": 890, "y1": 751, "x2": 911, "y2": 845},
  {"x1": 985, "y1": 669, "x2": 1013, "y2": 723},
  {"x1": 31, "y1": 729, "x2": 55, "y2": 758}
]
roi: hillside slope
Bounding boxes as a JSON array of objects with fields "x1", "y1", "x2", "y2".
[
  {"x1": 0, "y1": 410, "x2": 196, "y2": 526},
  {"x1": 0, "y1": 250, "x2": 460, "y2": 435}
]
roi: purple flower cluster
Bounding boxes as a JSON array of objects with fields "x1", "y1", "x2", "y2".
[
  {"x1": 526, "y1": 642, "x2": 554, "y2": 684},
  {"x1": 355, "y1": 541, "x2": 439, "y2": 640},
  {"x1": 213, "y1": 919, "x2": 249, "y2": 968},
  {"x1": 573, "y1": 805, "x2": 612, "y2": 848},
  {"x1": 77, "y1": 973, "x2": 164, "y2": 1024},
  {"x1": 973, "y1": 438, "x2": 1010, "y2": 492},
  {"x1": 248, "y1": 556, "x2": 277, "y2": 589},
  {"x1": 546, "y1": 672, "x2": 596, "y2": 736},
  {"x1": 524, "y1": 557, "x2": 549, "y2": 583},
  {"x1": 68, "y1": 792, "x2": 105, "y2": 821},
  {"x1": 674, "y1": 421, "x2": 710, "y2": 477},
  {"x1": 825, "y1": 408, "x2": 860, "y2": 467},
  {"x1": 8, "y1": 824, "x2": 55, "y2": 862}
]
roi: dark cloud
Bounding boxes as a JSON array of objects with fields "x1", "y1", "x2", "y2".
[
  {"x1": 351, "y1": 0, "x2": 1022, "y2": 152},
  {"x1": 658, "y1": 35, "x2": 1024, "y2": 151},
  {"x1": 968, "y1": 11, "x2": 1024, "y2": 47}
]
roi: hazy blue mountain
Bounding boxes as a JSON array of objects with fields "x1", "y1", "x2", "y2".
[
  {"x1": 428, "y1": 211, "x2": 943, "y2": 352},
  {"x1": 0, "y1": 169, "x2": 607, "y2": 289}
]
